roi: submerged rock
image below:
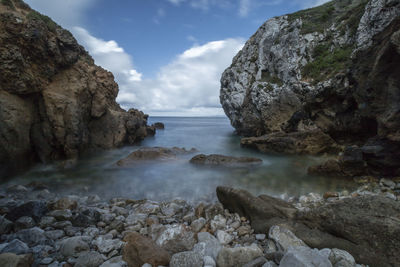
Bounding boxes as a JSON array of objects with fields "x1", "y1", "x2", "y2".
[
  {"x1": 190, "y1": 154, "x2": 262, "y2": 167},
  {"x1": 116, "y1": 147, "x2": 197, "y2": 166}
]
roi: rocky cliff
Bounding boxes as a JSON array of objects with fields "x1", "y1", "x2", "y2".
[
  {"x1": 220, "y1": 0, "x2": 400, "y2": 176},
  {"x1": 0, "y1": 0, "x2": 153, "y2": 178}
]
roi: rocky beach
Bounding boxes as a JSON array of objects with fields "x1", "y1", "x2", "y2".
[{"x1": 1, "y1": 0, "x2": 400, "y2": 266}]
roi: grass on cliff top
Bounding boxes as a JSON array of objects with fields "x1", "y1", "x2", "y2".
[
  {"x1": 302, "y1": 44, "x2": 353, "y2": 83},
  {"x1": 287, "y1": 0, "x2": 368, "y2": 35},
  {"x1": 27, "y1": 10, "x2": 57, "y2": 32}
]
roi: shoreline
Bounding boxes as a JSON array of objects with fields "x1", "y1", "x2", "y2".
[{"x1": 0, "y1": 177, "x2": 398, "y2": 267}]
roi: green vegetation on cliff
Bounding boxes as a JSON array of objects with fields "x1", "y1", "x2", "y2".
[{"x1": 27, "y1": 10, "x2": 57, "y2": 32}]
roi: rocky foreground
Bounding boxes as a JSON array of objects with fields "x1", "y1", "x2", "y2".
[{"x1": 0, "y1": 178, "x2": 399, "y2": 267}]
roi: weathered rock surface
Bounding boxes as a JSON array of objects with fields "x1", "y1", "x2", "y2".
[
  {"x1": 220, "y1": 0, "x2": 400, "y2": 175},
  {"x1": 117, "y1": 147, "x2": 197, "y2": 166},
  {"x1": 0, "y1": 253, "x2": 33, "y2": 267},
  {"x1": 217, "y1": 186, "x2": 400, "y2": 266},
  {"x1": 0, "y1": 0, "x2": 153, "y2": 178},
  {"x1": 122, "y1": 232, "x2": 170, "y2": 267},
  {"x1": 190, "y1": 154, "x2": 262, "y2": 167}
]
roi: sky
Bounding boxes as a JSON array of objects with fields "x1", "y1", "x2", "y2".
[{"x1": 25, "y1": 0, "x2": 329, "y2": 116}]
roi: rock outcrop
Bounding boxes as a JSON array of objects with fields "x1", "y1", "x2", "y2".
[
  {"x1": 217, "y1": 186, "x2": 400, "y2": 266},
  {"x1": 0, "y1": 0, "x2": 153, "y2": 178},
  {"x1": 190, "y1": 154, "x2": 262, "y2": 167},
  {"x1": 220, "y1": 0, "x2": 400, "y2": 176}
]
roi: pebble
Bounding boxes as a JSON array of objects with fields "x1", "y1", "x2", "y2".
[{"x1": 255, "y1": 234, "x2": 266, "y2": 241}]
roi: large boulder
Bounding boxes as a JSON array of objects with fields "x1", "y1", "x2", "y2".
[
  {"x1": 216, "y1": 186, "x2": 400, "y2": 266},
  {"x1": 220, "y1": 0, "x2": 400, "y2": 175},
  {"x1": 0, "y1": 0, "x2": 152, "y2": 178}
]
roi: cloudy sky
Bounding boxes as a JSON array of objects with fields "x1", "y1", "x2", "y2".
[{"x1": 25, "y1": 0, "x2": 329, "y2": 116}]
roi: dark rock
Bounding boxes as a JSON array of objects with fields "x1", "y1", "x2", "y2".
[
  {"x1": 241, "y1": 130, "x2": 339, "y2": 155},
  {"x1": 0, "y1": 253, "x2": 33, "y2": 267},
  {"x1": 308, "y1": 159, "x2": 343, "y2": 177},
  {"x1": 72, "y1": 208, "x2": 101, "y2": 227},
  {"x1": 14, "y1": 227, "x2": 52, "y2": 247},
  {"x1": 6, "y1": 201, "x2": 48, "y2": 222},
  {"x1": 122, "y1": 232, "x2": 171, "y2": 267},
  {"x1": 217, "y1": 186, "x2": 400, "y2": 266},
  {"x1": 0, "y1": 216, "x2": 13, "y2": 234},
  {"x1": 242, "y1": 256, "x2": 267, "y2": 267},
  {"x1": 153, "y1": 122, "x2": 165, "y2": 129},
  {"x1": 0, "y1": 240, "x2": 30, "y2": 255},
  {"x1": 190, "y1": 154, "x2": 262, "y2": 167},
  {"x1": 116, "y1": 147, "x2": 197, "y2": 166}
]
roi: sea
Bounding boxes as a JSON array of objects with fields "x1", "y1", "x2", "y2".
[{"x1": 3, "y1": 116, "x2": 356, "y2": 203}]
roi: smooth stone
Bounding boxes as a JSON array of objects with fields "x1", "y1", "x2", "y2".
[
  {"x1": 190, "y1": 217, "x2": 206, "y2": 232},
  {"x1": 100, "y1": 256, "x2": 128, "y2": 267},
  {"x1": 169, "y1": 251, "x2": 203, "y2": 267},
  {"x1": 329, "y1": 248, "x2": 356, "y2": 267},
  {"x1": 40, "y1": 257, "x2": 53, "y2": 265},
  {"x1": 93, "y1": 236, "x2": 123, "y2": 254},
  {"x1": 216, "y1": 244, "x2": 263, "y2": 267},
  {"x1": 47, "y1": 209, "x2": 73, "y2": 221},
  {"x1": 268, "y1": 225, "x2": 308, "y2": 251},
  {"x1": 197, "y1": 232, "x2": 222, "y2": 260},
  {"x1": 75, "y1": 251, "x2": 105, "y2": 267},
  {"x1": 262, "y1": 262, "x2": 278, "y2": 267},
  {"x1": 51, "y1": 197, "x2": 78, "y2": 210},
  {"x1": 15, "y1": 227, "x2": 52, "y2": 246},
  {"x1": 156, "y1": 224, "x2": 196, "y2": 254},
  {"x1": 280, "y1": 246, "x2": 332, "y2": 267},
  {"x1": 0, "y1": 239, "x2": 29, "y2": 255},
  {"x1": 0, "y1": 216, "x2": 13, "y2": 234},
  {"x1": 45, "y1": 230, "x2": 65, "y2": 240},
  {"x1": 216, "y1": 230, "x2": 233, "y2": 245},
  {"x1": 0, "y1": 253, "x2": 33, "y2": 267},
  {"x1": 60, "y1": 236, "x2": 90, "y2": 257},
  {"x1": 190, "y1": 154, "x2": 262, "y2": 167},
  {"x1": 123, "y1": 232, "x2": 170, "y2": 267},
  {"x1": 255, "y1": 234, "x2": 266, "y2": 240},
  {"x1": 203, "y1": 256, "x2": 216, "y2": 267},
  {"x1": 242, "y1": 256, "x2": 268, "y2": 267},
  {"x1": 39, "y1": 216, "x2": 56, "y2": 228},
  {"x1": 6, "y1": 201, "x2": 48, "y2": 222},
  {"x1": 15, "y1": 216, "x2": 35, "y2": 230}
]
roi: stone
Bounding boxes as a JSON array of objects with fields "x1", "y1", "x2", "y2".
[
  {"x1": 329, "y1": 248, "x2": 356, "y2": 267},
  {"x1": 169, "y1": 251, "x2": 203, "y2": 267},
  {"x1": 242, "y1": 257, "x2": 267, "y2": 267},
  {"x1": 39, "y1": 216, "x2": 56, "y2": 228},
  {"x1": 190, "y1": 217, "x2": 206, "y2": 232},
  {"x1": 237, "y1": 225, "x2": 252, "y2": 236},
  {"x1": 262, "y1": 261, "x2": 278, "y2": 267},
  {"x1": 45, "y1": 230, "x2": 65, "y2": 240},
  {"x1": 280, "y1": 246, "x2": 332, "y2": 267},
  {"x1": 216, "y1": 230, "x2": 233, "y2": 245},
  {"x1": 93, "y1": 236, "x2": 123, "y2": 254},
  {"x1": 117, "y1": 147, "x2": 196, "y2": 166},
  {"x1": 156, "y1": 224, "x2": 196, "y2": 254},
  {"x1": 0, "y1": 216, "x2": 13, "y2": 234},
  {"x1": 268, "y1": 225, "x2": 308, "y2": 251},
  {"x1": 15, "y1": 227, "x2": 52, "y2": 246},
  {"x1": 48, "y1": 209, "x2": 73, "y2": 221},
  {"x1": 75, "y1": 251, "x2": 105, "y2": 267},
  {"x1": 123, "y1": 232, "x2": 170, "y2": 267},
  {"x1": 52, "y1": 197, "x2": 78, "y2": 210},
  {"x1": 100, "y1": 256, "x2": 128, "y2": 267},
  {"x1": 60, "y1": 236, "x2": 90, "y2": 257},
  {"x1": 380, "y1": 178, "x2": 396, "y2": 189},
  {"x1": 15, "y1": 216, "x2": 35, "y2": 230},
  {"x1": 72, "y1": 208, "x2": 101, "y2": 227},
  {"x1": 216, "y1": 244, "x2": 263, "y2": 267},
  {"x1": 323, "y1": 192, "x2": 339, "y2": 199},
  {"x1": 203, "y1": 256, "x2": 216, "y2": 267},
  {"x1": 210, "y1": 214, "x2": 227, "y2": 232},
  {"x1": 0, "y1": 240, "x2": 30, "y2": 255},
  {"x1": 190, "y1": 154, "x2": 262, "y2": 167},
  {"x1": 6, "y1": 201, "x2": 48, "y2": 222},
  {"x1": 0, "y1": 253, "x2": 33, "y2": 267},
  {"x1": 153, "y1": 122, "x2": 165, "y2": 129},
  {"x1": 255, "y1": 234, "x2": 266, "y2": 240},
  {"x1": 197, "y1": 232, "x2": 222, "y2": 260}
]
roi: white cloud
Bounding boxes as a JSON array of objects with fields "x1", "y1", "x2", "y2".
[
  {"x1": 239, "y1": 0, "x2": 251, "y2": 17},
  {"x1": 117, "y1": 38, "x2": 245, "y2": 115},
  {"x1": 71, "y1": 27, "x2": 142, "y2": 84}
]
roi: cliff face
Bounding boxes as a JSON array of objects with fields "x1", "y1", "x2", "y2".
[
  {"x1": 220, "y1": 0, "x2": 400, "y2": 176},
  {"x1": 0, "y1": 0, "x2": 153, "y2": 177}
]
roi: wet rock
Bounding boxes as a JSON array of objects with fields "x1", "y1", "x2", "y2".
[
  {"x1": 60, "y1": 236, "x2": 90, "y2": 257},
  {"x1": 6, "y1": 200, "x2": 48, "y2": 222},
  {"x1": 196, "y1": 232, "x2": 222, "y2": 260},
  {"x1": 268, "y1": 225, "x2": 308, "y2": 251},
  {"x1": 117, "y1": 147, "x2": 196, "y2": 166},
  {"x1": 15, "y1": 227, "x2": 52, "y2": 246},
  {"x1": 6, "y1": 185, "x2": 28, "y2": 194},
  {"x1": 100, "y1": 256, "x2": 128, "y2": 267},
  {"x1": 0, "y1": 240, "x2": 29, "y2": 255},
  {"x1": 156, "y1": 224, "x2": 196, "y2": 254},
  {"x1": 0, "y1": 253, "x2": 33, "y2": 267},
  {"x1": 170, "y1": 251, "x2": 203, "y2": 267},
  {"x1": 242, "y1": 257, "x2": 268, "y2": 267},
  {"x1": 75, "y1": 251, "x2": 105, "y2": 267},
  {"x1": 308, "y1": 160, "x2": 343, "y2": 177},
  {"x1": 279, "y1": 246, "x2": 332, "y2": 267},
  {"x1": 190, "y1": 217, "x2": 206, "y2": 232},
  {"x1": 0, "y1": 216, "x2": 13, "y2": 234},
  {"x1": 329, "y1": 248, "x2": 356, "y2": 267},
  {"x1": 153, "y1": 122, "x2": 165, "y2": 129},
  {"x1": 216, "y1": 244, "x2": 263, "y2": 267},
  {"x1": 190, "y1": 154, "x2": 262, "y2": 167},
  {"x1": 123, "y1": 232, "x2": 170, "y2": 267}
]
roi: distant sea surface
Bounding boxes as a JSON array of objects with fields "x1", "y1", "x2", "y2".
[{"x1": 4, "y1": 117, "x2": 356, "y2": 202}]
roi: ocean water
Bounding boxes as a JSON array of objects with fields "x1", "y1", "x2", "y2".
[{"x1": 4, "y1": 117, "x2": 356, "y2": 203}]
